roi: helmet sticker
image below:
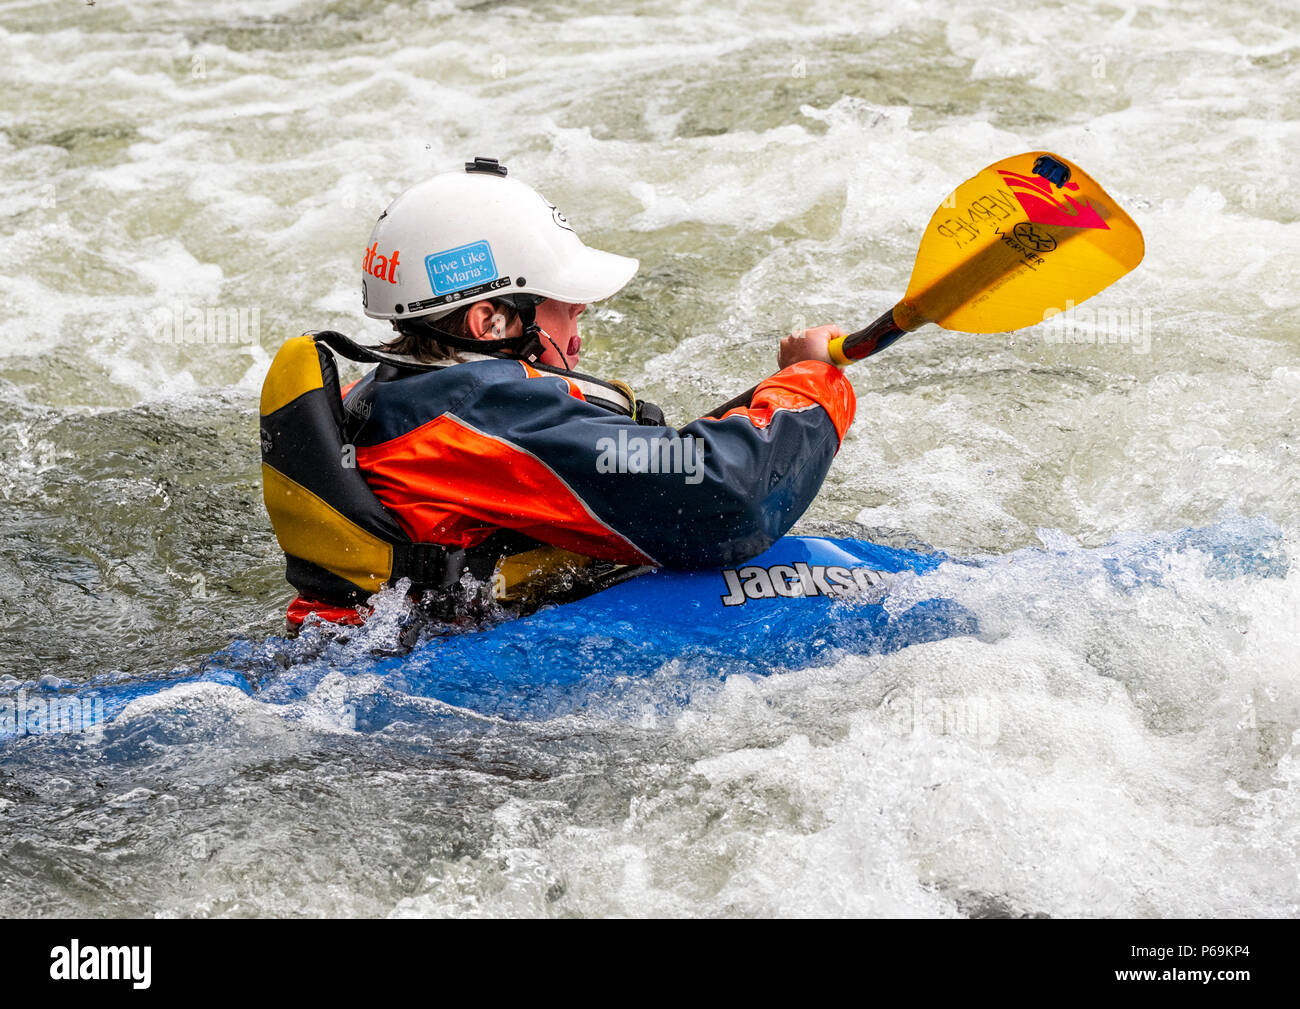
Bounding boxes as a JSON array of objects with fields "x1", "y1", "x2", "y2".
[
  {"x1": 548, "y1": 202, "x2": 575, "y2": 233},
  {"x1": 424, "y1": 240, "x2": 498, "y2": 296},
  {"x1": 364, "y1": 242, "x2": 401, "y2": 283}
]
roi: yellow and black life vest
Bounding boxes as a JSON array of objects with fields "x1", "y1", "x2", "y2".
[{"x1": 259, "y1": 331, "x2": 652, "y2": 607}]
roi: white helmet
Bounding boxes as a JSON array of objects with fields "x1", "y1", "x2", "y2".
[{"x1": 361, "y1": 157, "x2": 638, "y2": 322}]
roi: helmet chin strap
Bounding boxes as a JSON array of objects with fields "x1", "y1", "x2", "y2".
[
  {"x1": 535, "y1": 326, "x2": 573, "y2": 372},
  {"x1": 511, "y1": 299, "x2": 573, "y2": 371},
  {"x1": 510, "y1": 301, "x2": 548, "y2": 363}
]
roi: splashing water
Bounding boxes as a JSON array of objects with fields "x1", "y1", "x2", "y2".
[{"x1": 2, "y1": 0, "x2": 1299, "y2": 917}]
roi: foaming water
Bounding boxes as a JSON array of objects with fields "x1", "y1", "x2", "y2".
[
  {"x1": 2, "y1": 0, "x2": 1298, "y2": 917},
  {"x1": 3, "y1": 519, "x2": 1293, "y2": 917}
]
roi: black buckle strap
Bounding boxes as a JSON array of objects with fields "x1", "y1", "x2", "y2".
[
  {"x1": 636, "y1": 399, "x2": 665, "y2": 426},
  {"x1": 392, "y1": 542, "x2": 469, "y2": 590},
  {"x1": 313, "y1": 329, "x2": 445, "y2": 373}
]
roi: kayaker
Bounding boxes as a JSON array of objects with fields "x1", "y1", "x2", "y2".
[{"x1": 262, "y1": 157, "x2": 855, "y2": 629}]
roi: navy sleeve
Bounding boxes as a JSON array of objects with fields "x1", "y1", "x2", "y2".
[{"x1": 454, "y1": 362, "x2": 855, "y2": 568}]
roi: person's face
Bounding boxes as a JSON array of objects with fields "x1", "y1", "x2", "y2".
[{"x1": 532, "y1": 299, "x2": 587, "y2": 369}]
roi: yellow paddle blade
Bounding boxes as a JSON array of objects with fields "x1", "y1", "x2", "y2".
[{"x1": 895, "y1": 152, "x2": 1145, "y2": 334}]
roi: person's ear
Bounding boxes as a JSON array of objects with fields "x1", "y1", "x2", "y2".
[{"x1": 465, "y1": 301, "x2": 518, "y2": 340}]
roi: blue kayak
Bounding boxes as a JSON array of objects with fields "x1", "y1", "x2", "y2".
[
  {"x1": 1, "y1": 518, "x2": 1286, "y2": 738},
  {"x1": 354, "y1": 534, "x2": 976, "y2": 719}
]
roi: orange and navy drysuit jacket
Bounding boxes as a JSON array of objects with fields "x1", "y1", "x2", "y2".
[{"x1": 287, "y1": 357, "x2": 855, "y2": 625}]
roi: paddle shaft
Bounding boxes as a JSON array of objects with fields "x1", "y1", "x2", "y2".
[{"x1": 704, "y1": 307, "x2": 908, "y2": 419}]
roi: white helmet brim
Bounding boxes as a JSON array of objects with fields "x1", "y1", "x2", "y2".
[{"x1": 530, "y1": 245, "x2": 639, "y2": 305}]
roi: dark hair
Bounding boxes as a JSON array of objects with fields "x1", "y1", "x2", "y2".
[{"x1": 382, "y1": 300, "x2": 520, "y2": 361}]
